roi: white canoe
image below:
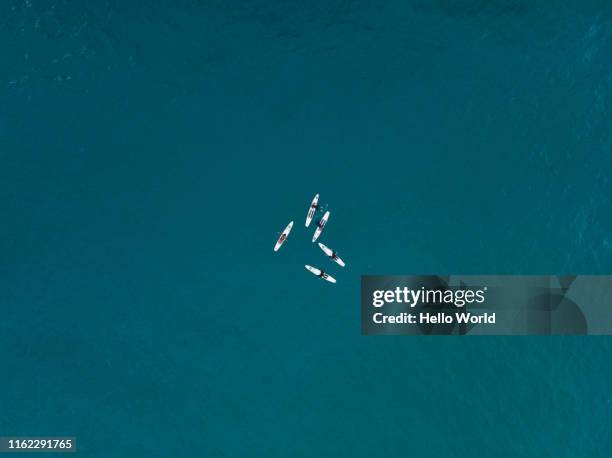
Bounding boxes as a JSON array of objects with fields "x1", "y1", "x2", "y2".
[
  {"x1": 274, "y1": 221, "x2": 293, "y2": 252},
  {"x1": 318, "y1": 242, "x2": 346, "y2": 267},
  {"x1": 312, "y1": 210, "x2": 330, "y2": 243},
  {"x1": 305, "y1": 193, "x2": 319, "y2": 227},
  {"x1": 305, "y1": 264, "x2": 336, "y2": 283}
]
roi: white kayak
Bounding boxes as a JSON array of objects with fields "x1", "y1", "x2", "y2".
[
  {"x1": 305, "y1": 264, "x2": 336, "y2": 283},
  {"x1": 318, "y1": 243, "x2": 346, "y2": 267},
  {"x1": 274, "y1": 221, "x2": 293, "y2": 252},
  {"x1": 305, "y1": 193, "x2": 319, "y2": 227},
  {"x1": 312, "y1": 210, "x2": 330, "y2": 242}
]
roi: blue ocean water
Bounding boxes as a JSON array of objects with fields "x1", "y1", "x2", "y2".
[{"x1": 1, "y1": 0, "x2": 612, "y2": 456}]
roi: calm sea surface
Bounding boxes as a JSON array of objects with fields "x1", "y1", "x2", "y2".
[{"x1": 1, "y1": 1, "x2": 611, "y2": 456}]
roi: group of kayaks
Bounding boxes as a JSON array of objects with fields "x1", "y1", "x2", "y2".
[{"x1": 273, "y1": 193, "x2": 345, "y2": 284}]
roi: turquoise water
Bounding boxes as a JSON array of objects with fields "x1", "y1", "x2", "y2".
[{"x1": 1, "y1": 1, "x2": 612, "y2": 456}]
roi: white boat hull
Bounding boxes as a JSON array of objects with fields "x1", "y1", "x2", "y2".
[
  {"x1": 305, "y1": 264, "x2": 336, "y2": 283},
  {"x1": 274, "y1": 221, "x2": 293, "y2": 252},
  {"x1": 318, "y1": 243, "x2": 345, "y2": 267},
  {"x1": 305, "y1": 193, "x2": 319, "y2": 227},
  {"x1": 312, "y1": 211, "x2": 330, "y2": 242}
]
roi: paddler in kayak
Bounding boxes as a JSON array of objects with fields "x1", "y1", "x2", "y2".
[
  {"x1": 311, "y1": 211, "x2": 330, "y2": 243},
  {"x1": 317, "y1": 242, "x2": 346, "y2": 267},
  {"x1": 305, "y1": 264, "x2": 336, "y2": 283},
  {"x1": 274, "y1": 221, "x2": 293, "y2": 252}
]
